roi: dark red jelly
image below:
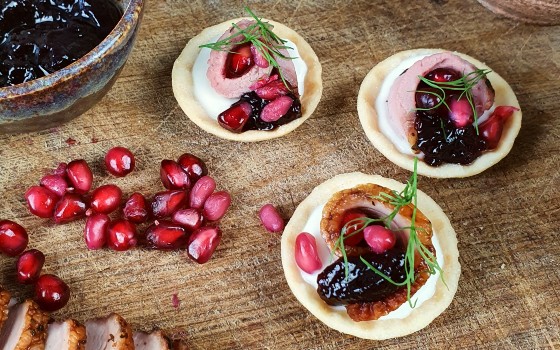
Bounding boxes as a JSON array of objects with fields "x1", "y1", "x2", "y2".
[
  {"x1": 316, "y1": 249, "x2": 406, "y2": 306},
  {"x1": 0, "y1": 0, "x2": 123, "y2": 87}
]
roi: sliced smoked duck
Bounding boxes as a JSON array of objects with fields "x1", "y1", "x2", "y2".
[
  {"x1": 84, "y1": 313, "x2": 134, "y2": 350},
  {"x1": 0, "y1": 299, "x2": 49, "y2": 350},
  {"x1": 45, "y1": 319, "x2": 86, "y2": 350}
]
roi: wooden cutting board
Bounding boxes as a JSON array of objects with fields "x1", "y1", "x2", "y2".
[{"x1": 1, "y1": 0, "x2": 559, "y2": 348}]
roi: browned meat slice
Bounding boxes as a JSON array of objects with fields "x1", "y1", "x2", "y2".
[
  {"x1": 0, "y1": 288, "x2": 11, "y2": 330},
  {"x1": 0, "y1": 299, "x2": 49, "y2": 350},
  {"x1": 133, "y1": 330, "x2": 171, "y2": 349},
  {"x1": 84, "y1": 313, "x2": 134, "y2": 350},
  {"x1": 171, "y1": 340, "x2": 189, "y2": 350},
  {"x1": 45, "y1": 319, "x2": 86, "y2": 350}
]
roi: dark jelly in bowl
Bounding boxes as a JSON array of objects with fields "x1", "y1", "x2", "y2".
[{"x1": 0, "y1": 0, "x2": 144, "y2": 134}]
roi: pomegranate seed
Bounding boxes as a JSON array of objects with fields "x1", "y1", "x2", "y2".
[
  {"x1": 189, "y1": 176, "x2": 216, "y2": 209},
  {"x1": 415, "y1": 88, "x2": 442, "y2": 114},
  {"x1": 34, "y1": 274, "x2": 70, "y2": 312},
  {"x1": 107, "y1": 219, "x2": 137, "y2": 251},
  {"x1": 0, "y1": 220, "x2": 28, "y2": 257},
  {"x1": 105, "y1": 146, "x2": 135, "y2": 177},
  {"x1": 448, "y1": 96, "x2": 473, "y2": 128},
  {"x1": 363, "y1": 225, "x2": 396, "y2": 254},
  {"x1": 84, "y1": 213, "x2": 110, "y2": 250},
  {"x1": 151, "y1": 190, "x2": 187, "y2": 218},
  {"x1": 66, "y1": 159, "x2": 93, "y2": 194},
  {"x1": 255, "y1": 79, "x2": 290, "y2": 100},
  {"x1": 177, "y1": 153, "x2": 208, "y2": 183},
  {"x1": 145, "y1": 221, "x2": 188, "y2": 250},
  {"x1": 16, "y1": 249, "x2": 45, "y2": 284},
  {"x1": 250, "y1": 44, "x2": 269, "y2": 68},
  {"x1": 258, "y1": 204, "x2": 284, "y2": 233},
  {"x1": 218, "y1": 101, "x2": 252, "y2": 133},
  {"x1": 479, "y1": 106, "x2": 518, "y2": 150},
  {"x1": 249, "y1": 74, "x2": 278, "y2": 90},
  {"x1": 25, "y1": 185, "x2": 58, "y2": 218},
  {"x1": 40, "y1": 174, "x2": 68, "y2": 197},
  {"x1": 51, "y1": 162, "x2": 67, "y2": 176},
  {"x1": 160, "y1": 160, "x2": 190, "y2": 190},
  {"x1": 172, "y1": 208, "x2": 204, "y2": 231},
  {"x1": 53, "y1": 193, "x2": 88, "y2": 224},
  {"x1": 203, "y1": 191, "x2": 231, "y2": 222},
  {"x1": 493, "y1": 105, "x2": 519, "y2": 120},
  {"x1": 260, "y1": 96, "x2": 293, "y2": 122},
  {"x1": 425, "y1": 68, "x2": 460, "y2": 82},
  {"x1": 341, "y1": 210, "x2": 367, "y2": 246},
  {"x1": 295, "y1": 232, "x2": 322, "y2": 274},
  {"x1": 89, "y1": 184, "x2": 122, "y2": 214},
  {"x1": 226, "y1": 43, "x2": 253, "y2": 78},
  {"x1": 123, "y1": 192, "x2": 149, "y2": 223},
  {"x1": 187, "y1": 226, "x2": 222, "y2": 264}
]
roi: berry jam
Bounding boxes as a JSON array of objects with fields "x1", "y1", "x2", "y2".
[{"x1": 0, "y1": 0, "x2": 123, "y2": 87}]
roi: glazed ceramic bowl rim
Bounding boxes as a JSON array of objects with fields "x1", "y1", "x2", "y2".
[{"x1": 0, "y1": 0, "x2": 144, "y2": 99}]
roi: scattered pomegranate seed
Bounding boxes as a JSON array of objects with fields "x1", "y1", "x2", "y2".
[
  {"x1": 51, "y1": 162, "x2": 68, "y2": 177},
  {"x1": 425, "y1": 68, "x2": 460, "y2": 82},
  {"x1": 145, "y1": 221, "x2": 188, "y2": 250},
  {"x1": 187, "y1": 226, "x2": 222, "y2": 264},
  {"x1": 177, "y1": 153, "x2": 208, "y2": 182},
  {"x1": 25, "y1": 186, "x2": 58, "y2": 218},
  {"x1": 66, "y1": 159, "x2": 93, "y2": 194},
  {"x1": 160, "y1": 160, "x2": 190, "y2": 190},
  {"x1": 172, "y1": 208, "x2": 204, "y2": 231},
  {"x1": 260, "y1": 96, "x2": 293, "y2": 122},
  {"x1": 363, "y1": 225, "x2": 396, "y2": 254},
  {"x1": 203, "y1": 191, "x2": 231, "y2": 222},
  {"x1": 123, "y1": 192, "x2": 149, "y2": 224},
  {"x1": 151, "y1": 190, "x2": 187, "y2": 218},
  {"x1": 53, "y1": 193, "x2": 88, "y2": 224},
  {"x1": 0, "y1": 220, "x2": 29, "y2": 257},
  {"x1": 106, "y1": 219, "x2": 137, "y2": 251},
  {"x1": 65, "y1": 137, "x2": 77, "y2": 146},
  {"x1": 250, "y1": 44, "x2": 269, "y2": 68},
  {"x1": 255, "y1": 79, "x2": 290, "y2": 100},
  {"x1": 218, "y1": 101, "x2": 252, "y2": 133},
  {"x1": 480, "y1": 106, "x2": 518, "y2": 149},
  {"x1": 89, "y1": 184, "x2": 122, "y2": 214},
  {"x1": 189, "y1": 176, "x2": 216, "y2": 209},
  {"x1": 40, "y1": 174, "x2": 68, "y2": 197},
  {"x1": 84, "y1": 213, "x2": 110, "y2": 250},
  {"x1": 16, "y1": 249, "x2": 45, "y2": 284},
  {"x1": 258, "y1": 204, "x2": 284, "y2": 233},
  {"x1": 341, "y1": 210, "x2": 367, "y2": 246},
  {"x1": 34, "y1": 274, "x2": 70, "y2": 312},
  {"x1": 295, "y1": 232, "x2": 322, "y2": 274},
  {"x1": 226, "y1": 43, "x2": 253, "y2": 78},
  {"x1": 105, "y1": 146, "x2": 135, "y2": 177},
  {"x1": 172, "y1": 293, "x2": 180, "y2": 309},
  {"x1": 448, "y1": 96, "x2": 474, "y2": 128}
]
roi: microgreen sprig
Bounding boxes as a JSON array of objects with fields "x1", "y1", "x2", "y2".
[
  {"x1": 199, "y1": 6, "x2": 296, "y2": 88},
  {"x1": 415, "y1": 69, "x2": 492, "y2": 135},
  {"x1": 332, "y1": 158, "x2": 445, "y2": 307}
]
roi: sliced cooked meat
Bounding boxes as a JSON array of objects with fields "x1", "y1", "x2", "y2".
[
  {"x1": 0, "y1": 288, "x2": 11, "y2": 330},
  {"x1": 45, "y1": 319, "x2": 86, "y2": 350},
  {"x1": 0, "y1": 299, "x2": 49, "y2": 350},
  {"x1": 84, "y1": 313, "x2": 134, "y2": 350},
  {"x1": 133, "y1": 330, "x2": 171, "y2": 349},
  {"x1": 171, "y1": 340, "x2": 189, "y2": 350}
]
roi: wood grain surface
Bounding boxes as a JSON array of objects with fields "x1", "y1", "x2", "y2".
[{"x1": 1, "y1": 0, "x2": 559, "y2": 349}]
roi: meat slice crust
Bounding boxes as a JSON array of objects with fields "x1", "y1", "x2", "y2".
[
  {"x1": 0, "y1": 299, "x2": 49, "y2": 350},
  {"x1": 84, "y1": 313, "x2": 134, "y2": 350}
]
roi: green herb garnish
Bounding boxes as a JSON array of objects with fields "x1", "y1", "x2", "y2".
[
  {"x1": 415, "y1": 69, "x2": 492, "y2": 134},
  {"x1": 199, "y1": 6, "x2": 296, "y2": 87},
  {"x1": 331, "y1": 158, "x2": 445, "y2": 307}
]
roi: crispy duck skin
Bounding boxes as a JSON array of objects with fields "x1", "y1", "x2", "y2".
[
  {"x1": 0, "y1": 299, "x2": 49, "y2": 350},
  {"x1": 45, "y1": 319, "x2": 87, "y2": 350},
  {"x1": 0, "y1": 287, "x2": 11, "y2": 329},
  {"x1": 85, "y1": 313, "x2": 134, "y2": 350},
  {"x1": 133, "y1": 329, "x2": 189, "y2": 350}
]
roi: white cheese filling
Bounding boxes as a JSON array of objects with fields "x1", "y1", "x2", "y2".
[
  {"x1": 298, "y1": 203, "x2": 444, "y2": 320},
  {"x1": 192, "y1": 37, "x2": 307, "y2": 119}
]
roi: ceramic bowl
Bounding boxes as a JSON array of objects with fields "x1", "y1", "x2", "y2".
[
  {"x1": 477, "y1": 0, "x2": 560, "y2": 25},
  {"x1": 0, "y1": 0, "x2": 145, "y2": 134}
]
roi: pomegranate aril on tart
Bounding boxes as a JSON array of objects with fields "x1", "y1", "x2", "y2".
[
  {"x1": 35, "y1": 274, "x2": 70, "y2": 312},
  {"x1": 363, "y1": 225, "x2": 396, "y2": 254},
  {"x1": 151, "y1": 190, "x2": 187, "y2": 218},
  {"x1": 25, "y1": 185, "x2": 58, "y2": 218},
  {"x1": 260, "y1": 95, "x2": 294, "y2": 122},
  {"x1": 160, "y1": 160, "x2": 190, "y2": 190},
  {"x1": 107, "y1": 219, "x2": 137, "y2": 251},
  {"x1": 189, "y1": 175, "x2": 216, "y2": 209},
  {"x1": 53, "y1": 193, "x2": 88, "y2": 224},
  {"x1": 66, "y1": 159, "x2": 93, "y2": 194},
  {"x1": 187, "y1": 226, "x2": 222, "y2": 264},
  {"x1": 258, "y1": 204, "x2": 284, "y2": 233},
  {"x1": 123, "y1": 192, "x2": 150, "y2": 224},
  {"x1": 84, "y1": 213, "x2": 110, "y2": 250},
  {"x1": 39, "y1": 174, "x2": 68, "y2": 197},
  {"x1": 294, "y1": 232, "x2": 322, "y2": 274},
  {"x1": 425, "y1": 68, "x2": 461, "y2": 82},
  {"x1": 0, "y1": 220, "x2": 28, "y2": 257},
  {"x1": 16, "y1": 249, "x2": 45, "y2": 284},
  {"x1": 479, "y1": 106, "x2": 517, "y2": 150},
  {"x1": 415, "y1": 88, "x2": 443, "y2": 114},
  {"x1": 250, "y1": 44, "x2": 269, "y2": 68},
  {"x1": 177, "y1": 153, "x2": 208, "y2": 182},
  {"x1": 218, "y1": 101, "x2": 252, "y2": 133},
  {"x1": 341, "y1": 210, "x2": 367, "y2": 246},
  {"x1": 145, "y1": 221, "x2": 188, "y2": 250},
  {"x1": 203, "y1": 191, "x2": 231, "y2": 222},
  {"x1": 448, "y1": 96, "x2": 474, "y2": 128},
  {"x1": 172, "y1": 209, "x2": 204, "y2": 231},
  {"x1": 89, "y1": 184, "x2": 122, "y2": 214},
  {"x1": 226, "y1": 42, "x2": 254, "y2": 78},
  {"x1": 255, "y1": 79, "x2": 290, "y2": 100},
  {"x1": 105, "y1": 146, "x2": 135, "y2": 177}
]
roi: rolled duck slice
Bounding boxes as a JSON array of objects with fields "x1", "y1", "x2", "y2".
[
  {"x1": 84, "y1": 313, "x2": 134, "y2": 350},
  {"x1": 387, "y1": 52, "x2": 495, "y2": 146},
  {"x1": 45, "y1": 320, "x2": 86, "y2": 350},
  {"x1": 207, "y1": 19, "x2": 298, "y2": 98},
  {"x1": 0, "y1": 300, "x2": 49, "y2": 350},
  {"x1": 0, "y1": 288, "x2": 10, "y2": 330}
]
